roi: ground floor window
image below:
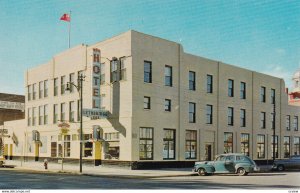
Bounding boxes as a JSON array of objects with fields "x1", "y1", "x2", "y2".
[
  {"x1": 241, "y1": 133, "x2": 249, "y2": 156},
  {"x1": 271, "y1": 135, "x2": 278, "y2": 158},
  {"x1": 284, "y1": 136, "x2": 290, "y2": 158},
  {"x1": 163, "y1": 129, "x2": 175, "y2": 160},
  {"x1": 257, "y1": 135, "x2": 265, "y2": 158},
  {"x1": 51, "y1": 142, "x2": 57, "y2": 157},
  {"x1": 84, "y1": 142, "x2": 93, "y2": 157},
  {"x1": 224, "y1": 132, "x2": 233, "y2": 153},
  {"x1": 185, "y1": 130, "x2": 197, "y2": 159},
  {"x1": 139, "y1": 127, "x2": 153, "y2": 160},
  {"x1": 107, "y1": 146, "x2": 119, "y2": 159},
  {"x1": 294, "y1": 137, "x2": 300, "y2": 155}
]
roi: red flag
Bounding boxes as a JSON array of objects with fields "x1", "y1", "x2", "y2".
[{"x1": 60, "y1": 13, "x2": 70, "y2": 22}]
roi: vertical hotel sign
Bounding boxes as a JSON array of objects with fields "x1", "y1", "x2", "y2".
[{"x1": 92, "y1": 48, "x2": 101, "y2": 109}]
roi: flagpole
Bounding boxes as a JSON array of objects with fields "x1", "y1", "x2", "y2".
[{"x1": 68, "y1": 11, "x2": 71, "y2": 48}]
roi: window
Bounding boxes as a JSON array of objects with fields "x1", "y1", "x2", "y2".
[
  {"x1": 165, "y1": 99, "x2": 171, "y2": 112},
  {"x1": 120, "y1": 57, "x2": 126, "y2": 81},
  {"x1": 163, "y1": 129, "x2": 175, "y2": 159},
  {"x1": 28, "y1": 85, "x2": 32, "y2": 101},
  {"x1": 53, "y1": 104, "x2": 58, "y2": 124},
  {"x1": 189, "y1": 71, "x2": 195, "y2": 90},
  {"x1": 240, "y1": 109, "x2": 246, "y2": 127},
  {"x1": 165, "y1": 65, "x2": 172, "y2": 86},
  {"x1": 144, "y1": 61, "x2": 152, "y2": 83},
  {"x1": 260, "y1": 112, "x2": 266, "y2": 129},
  {"x1": 51, "y1": 141, "x2": 57, "y2": 157},
  {"x1": 189, "y1": 102, "x2": 196, "y2": 123},
  {"x1": 32, "y1": 83, "x2": 37, "y2": 100},
  {"x1": 44, "y1": 80, "x2": 48, "y2": 97},
  {"x1": 93, "y1": 99, "x2": 100, "y2": 109},
  {"x1": 294, "y1": 137, "x2": 300, "y2": 156},
  {"x1": 39, "y1": 106, "x2": 44, "y2": 125},
  {"x1": 257, "y1": 135, "x2": 265, "y2": 158},
  {"x1": 61, "y1": 103, "x2": 66, "y2": 121},
  {"x1": 185, "y1": 130, "x2": 197, "y2": 159},
  {"x1": 228, "y1": 79, "x2": 234, "y2": 97},
  {"x1": 54, "y1": 78, "x2": 58, "y2": 96},
  {"x1": 286, "y1": 115, "x2": 291, "y2": 131},
  {"x1": 44, "y1": 105, "x2": 48, "y2": 124},
  {"x1": 144, "y1": 96, "x2": 150, "y2": 110},
  {"x1": 207, "y1": 75, "x2": 213, "y2": 93},
  {"x1": 224, "y1": 132, "x2": 233, "y2": 153},
  {"x1": 32, "y1": 107, "x2": 36, "y2": 126},
  {"x1": 241, "y1": 134, "x2": 249, "y2": 156},
  {"x1": 271, "y1": 135, "x2": 279, "y2": 158},
  {"x1": 293, "y1": 116, "x2": 298, "y2": 131},
  {"x1": 61, "y1": 76, "x2": 66, "y2": 95},
  {"x1": 27, "y1": 108, "x2": 31, "y2": 126},
  {"x1": 228, "y1": 107, "x2": 234, "y2": 126},
  {"x1": 271, "y1": 113, "x2": 275, "y2": 129},
  {"x1": 260, "y1": 86, "x2": 266, "y2": 102},
  {"x1": 240, "y1": 82, "x2": 246, "y2": 99},
  {"x1": 104, "y1": 132, "x2": 120, "y2": 141},
  {"x1": 69, "y1": 101, "x2": 75, "y2": 122},
  {"x1": 39, "y1": 81, "x2": 43, "y2": 99},
  {"x1": 69, "y1": 73, "x2": 75, "y2": 93},
  {"x1": 110, "y1": 59, "x2": 118, "y2": 82},
  {"x1": 271, "y1": 89, "x2": 275, "y2": 104},
  {"x1": 139, "y1": 127, "x2": 153, "y2": 160},
  {"x1": 63, "y1": 135, "x2": 71, "y2": 157},
  {"x1": 206, "y1": 105, "x2": 213, "y2": 124},
  {"x1": 284, "y1": 136, "x2": 290, "y2": 158}
]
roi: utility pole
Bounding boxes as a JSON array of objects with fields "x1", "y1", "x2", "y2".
[{"x1": 273, "y1": 100, "x2": 276, "y2": 163}]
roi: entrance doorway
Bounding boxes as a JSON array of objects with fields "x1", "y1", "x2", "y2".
[{"x1": 205, "y1": 144, "x2": 213, "y2": 161}]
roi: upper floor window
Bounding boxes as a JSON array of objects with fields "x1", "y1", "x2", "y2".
[
  {"x1": 44, "y1": 80, "x2": 48, "y2": 97},
  {"x1": 69, "y1": 101, "x2": 75, "y2": 122},
  {"x1": 61, "y1": 76, "x2": 66, "y2": 95},
  {"x1": 260, "y1": 86, "x2": 266, "y2": 102},
  {"x1": 260, "y1": 112, "x2": 266, "y2": 129},
  {"x1": 228, "y1": 79, "x2": 234, "y2": 97},
  {"x1": 240, "y1": 82, "x2": 246, "y2": 99},
  {"x1": 39, "y1": 105, "x2": 44, "y2": 125},
  {"x1": 294, "y1": 116, "x2": 298, "y2": 131},
  {"x1": 144, "y1": 61, "x2": 152, "y2": 83},
  {"x1": 61, "y1": 103, "x2": 66, "y2": 121},
  {"x1": 240, "y1": 109, "x2": 246, "y2": 127},
  {"x1": 39, "y1": 81, "x2": 43, "y2": 99},
  {"x1": 110, "y1": 59, "x2": 118, "y2": 82},
  {"x1": 69, "y1": 73, "x2": 75, "y2": 93},
  {"x1": 271, "y1": 89, "x2": 275, "y2": 104},
  {"x1": 189, "y1": 71, "x2": 195, "y2": 90},
  {"x1": 28, "y1": 85, "x2": 32, "y2": 101},
  {"x1": 286, "y1": 115, "x2": 291, "y2": 131},
  {"x1": 54, "y1": 78, "x2": 58, "y2": 96},
  {"x1": 189, "y1": 102, "x2": 196, "y2": 123},
  {"x1": 144, "y1": 96, "x2": 151, "y2": 110},
  {"x1": 120, "y1": 57, "x2": 126, "y2": 81},
  {"x1": 228, "y1": 107, "x2": 234, "y2": 126},
  {"x1": 207, "y1": 75, "x2": 213, "y2": 93},
  {"x1": 165, "y1": 99, "x2": 171, "y2": 112},
  {"x1": 44, "y1": 104, "x2": 48, "y2": 125},
  {"x1": 165, "y1": 65, "x2": 172, "y2": 87},
  {"x1": 271, "y1": 113, "x2": 275, "y2": 129},
  {"x1": 32, "y1": 83, "x2": 37, "y2": 100},
  {"x1": 32, "y1": 107, "x2": 36, "y2": 126},
  {"x1": 206, "y1": 104, "x2": 213, "y2": 124},
  {"x1": 53, "y1": 104, "x2": 58, "y2": 124}
]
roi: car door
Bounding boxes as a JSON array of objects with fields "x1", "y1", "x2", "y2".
[
  {"x1": 224, "y1": 155, "x2": 236, "y2": 173},
  {"x1": 213, "y1": 155, "x2": 228, "y2": 173}
]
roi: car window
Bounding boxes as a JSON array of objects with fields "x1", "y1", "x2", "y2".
[
  {"x1": 226, "y1": 155, "x2": 235, "y2": 161},
  {"x1": 236, "y1": 156, "x2": 246, "y2": 161},
  {"x1": 216, "y1": 156, "x2": 226, "y2": 161}
]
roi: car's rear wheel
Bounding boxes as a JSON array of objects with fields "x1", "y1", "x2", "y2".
[
  {"x1": 237, "y1": 167, "x2": 248, "y2": 176},
  {"x1": 277, "y1": 165, "x2": 285, "y2": 171},
  {"x1": 197, "y1": 168, "x2": 207, "y2": 176}
]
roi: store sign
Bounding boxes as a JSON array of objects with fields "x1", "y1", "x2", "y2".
[
  {"x1": 82, "y1": 108, "x2": 108, "y2": 119},
  {"x1": 0, "y1": 101, "x2": 25, "y2": 111}
]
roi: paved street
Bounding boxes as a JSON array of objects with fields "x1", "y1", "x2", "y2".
[{"x1": 0, "y1": 169, "x2": 299, "y2": 189}]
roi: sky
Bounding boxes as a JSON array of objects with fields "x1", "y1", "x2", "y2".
[{"x1": 0, "y1": 0, "x2": 300, "y2": 94}]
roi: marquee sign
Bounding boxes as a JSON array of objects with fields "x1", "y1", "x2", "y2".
[{"x1": 0, "y1": 101, "x2": 25, "y2": 111}]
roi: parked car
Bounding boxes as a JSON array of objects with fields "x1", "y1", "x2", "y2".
[
  {"x1": 193, "y1": 153, "x2": 259, "y2": 176},
  {"x1": 272, "y1": 155, "x2": 300, "y2": 171}
]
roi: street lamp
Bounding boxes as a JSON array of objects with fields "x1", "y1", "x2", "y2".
[{"x1": 66, "y1": 73, "x2": 85, "y2": 173}]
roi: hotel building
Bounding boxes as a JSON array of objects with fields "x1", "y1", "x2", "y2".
[{"x1": 3, "y1": 31, "x2": 300, "y2": 169}]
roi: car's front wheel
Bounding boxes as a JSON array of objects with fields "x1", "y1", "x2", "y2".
[
  {"x1": 237, "y1": 167, "x2": 248, "y2": 176},
  {"x1": 197, "y1": 168, "x2": 207, "y2": 176}
]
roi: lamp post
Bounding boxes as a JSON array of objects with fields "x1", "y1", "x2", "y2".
[{"x1": 66, "y1": 74, "x2": 85, "y2": 173}]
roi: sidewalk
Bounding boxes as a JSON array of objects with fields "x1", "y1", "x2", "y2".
[
  {"x1": 3, "y1": 160, "x2": 273, "y2": 178},
  {"x1": 3, "y1": 160, "x2": 194, "y2": 178}
]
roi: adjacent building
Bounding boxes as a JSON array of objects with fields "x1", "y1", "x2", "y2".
[{"x1": 3, "y1": 31, "x2": 300, "y2": 169}]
